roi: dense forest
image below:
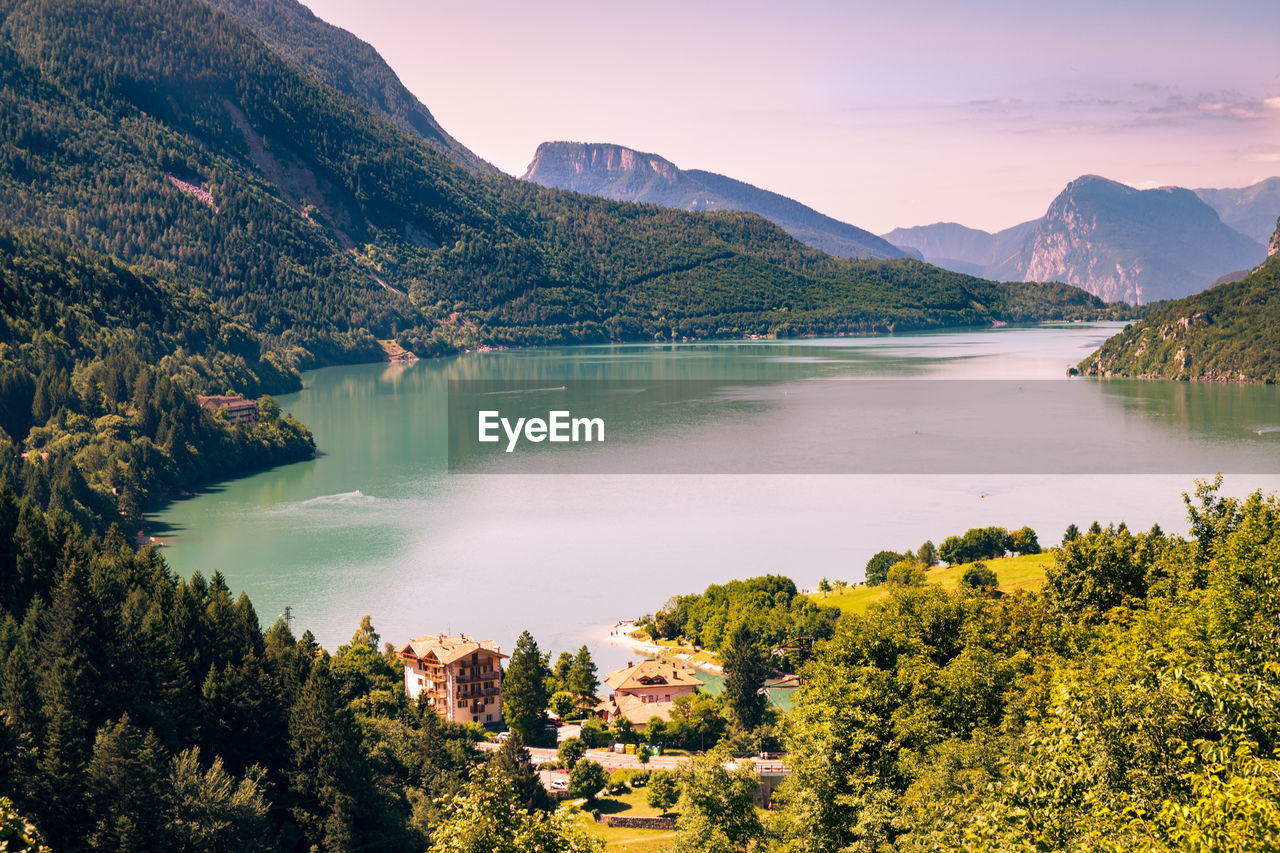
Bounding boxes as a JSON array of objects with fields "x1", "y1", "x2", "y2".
[
  {"x1": 4, "y1": 466, "x2": 1278, "y2": 851},
  {"x1": 0, "y1": 486, "x2": 610, "y2": 852},
  {"x1": 0, "y1": 0, "x2": 1128, "y2": 369},
  {"x1": 775, "y1": 479, "x2": 1280, "y2": 851},
  {"x1": 1078, "y1": 228, "x2": 1280, "y2": 382},
  {"x1": 0, "y1": 230, "x2": 314, "y2": 531}
]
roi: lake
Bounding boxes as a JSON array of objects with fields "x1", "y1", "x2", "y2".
[{"x1": 150, "y1": 324, "x2": 1280, "y2": 678}]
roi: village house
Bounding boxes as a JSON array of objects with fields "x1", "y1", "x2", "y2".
[
  {"x1": 196, "y1": 395, "x2": 259, "y2": 425},
  {"x1": 396, "y1": 633, "x2": 506, "y2": 724},
  {"x1": 595, "y1": 659, "x2": 703, "y2": 725}
]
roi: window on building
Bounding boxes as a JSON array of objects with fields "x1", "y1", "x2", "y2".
[
  {"x1": 485, "y1": 696, "x2": 493, "y2": 705},
  {"x1": 458, "y1": 699, "x2": 466, "y2": 708},
  {"x1": 486, "y1": 714, "x2": 493, "y2": 722},
  {"x1": 473, "y1": 715, "x2": 478, "y2": 723},
  {"x1": 417, "y1": 677, "x2": 424, "y2": 686}
]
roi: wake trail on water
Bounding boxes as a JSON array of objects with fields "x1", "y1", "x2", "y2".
[{"x1": 260, "y1": 490, "x2": 381, "y2": 517}]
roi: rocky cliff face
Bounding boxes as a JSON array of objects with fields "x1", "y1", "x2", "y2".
[
  {"x1": 988, "y1": 175, "x2": 1266, "y2": 303},
  {"x1": 522, "y1": 141, "x2": 912, "y2": 260},
  {"x1": 1269, "y1": 216, "x2": 1280, "y2": 258},
  {"x1": 525, "y1": 142, "x2": 681, "y2": 185}
]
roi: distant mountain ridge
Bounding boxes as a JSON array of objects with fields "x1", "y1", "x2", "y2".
[
  {"x1": 523, "y1": 141, "x2": 912, "y2": 260},
  {"x1": 1194, "y1": 177, "x2": 1280, "y2": 245},
  {"x1": 881, "y1": 220, "x2": 1036, "y2": 277},
  {"x1": 887, "y1": 176, "x2": 1267, "y2": 303}
]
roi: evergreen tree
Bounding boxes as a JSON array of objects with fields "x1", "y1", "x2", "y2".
[
  {"x1": 489, "y1": 732, "x2": 552, "y2": 812},
  {"x1": 501, "y1": 631, "x2": 549, "y2": 743},
  {"x1": 287, "y1": 657, "x2": 370, "y2": 852},
  {"x1": 85, "y1": 716, "x2": 166, "y2": 852},
  {"x1": 721, "y1": 622, "x2": 769, "y2": 730},
  {"x1": 567, "y1": 645, "x2": 598, "y2": 701}
]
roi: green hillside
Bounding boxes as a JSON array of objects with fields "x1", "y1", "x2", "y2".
[
  {"x1": 0, "y1": 0, "x2": 1117, "y2": 370},
  {"x1": 806, "y1": 552, "x2": 1053, "y2": 614},
  {"x1": 0, "y1": 229, "x2": 313, "y2": 530},
  {"x1": 207, "y1": 0, "x2": 498, "y2": 175},
  {"x1": 1078, "y1": 233, "x2": 1280, "y2": 382}
]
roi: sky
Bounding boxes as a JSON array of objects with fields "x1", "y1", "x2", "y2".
[{"x1": 300, "y1": 0, "x2": 1280, "y2": 234}]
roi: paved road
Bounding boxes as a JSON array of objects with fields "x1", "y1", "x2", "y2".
[
  {"x1": 477, "y1": 740, "x2": 685, "y2": 770},
  {"x1": 476, "y1": 740, "x2": 788, "y2": 775}
]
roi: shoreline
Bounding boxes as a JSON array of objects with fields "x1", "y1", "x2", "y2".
[{"x1": 603, "y1": 620, "x2": 725, "y2": 676}]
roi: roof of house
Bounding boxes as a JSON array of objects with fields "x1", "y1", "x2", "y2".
[
  {"x1": 397, "y1": 633, "x2": 507, "y2": 664},
  {"x1": 595, "y1": 692, "x2": 685, "y2": 725},
  {"x1": 196, "y1": 395, "x2": 257, "y2": 409},
  {"x1": 604, "y1": 658, "x2": 704, "y2": 692}
]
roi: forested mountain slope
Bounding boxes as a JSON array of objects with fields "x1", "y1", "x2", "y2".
[
  {"x1": 0, "y1": 0, "x2": 1117, "y2": 368},
  {"x1": 207, "y1": 0, "x2": 498, "y2": 175},
  {"x1": 1078, "y1": 218, "x2": 1280, "y2": 382},
  {"x1": 0, "y1": 230, "x2": 313, "y2": 530}
]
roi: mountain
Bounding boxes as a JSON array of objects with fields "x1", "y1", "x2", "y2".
[
  {"x1": 882, "y1": 220, "x2": 1037, "y2": 277},
  {"x1": 887, "y1": 177, "x2": 1267, "y2": 304},
  {"x1": 522, "y1": 141, "x2": 912, "y2": 260},
  {"x1": 1194, "y1": 177, "x2": 1280, "y2": 245},
  {"x1": 0, "y1": 0, "x2": 1114, "y2": 367},
  {"x1": 207, "y1": 0, "x2": 497, "y2": 175},
  {"x1": 1077, "y1": 217, "x2": 1280, "y2": 382},
  {"x1": 990, "y1": 176, "x2": 1265, "y2": 303}
]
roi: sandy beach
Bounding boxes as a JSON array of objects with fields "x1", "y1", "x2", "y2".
[{"x1": 603, "y1": 620, "x2": 725, "y2": 675}]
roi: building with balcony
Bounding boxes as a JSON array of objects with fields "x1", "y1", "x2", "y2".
[
  {"x1": 196, "y1": 395, "x2": 259, "y2": 425},
  {"x1": 396, "y1": 633, "x2": 506, "y2": 725}
]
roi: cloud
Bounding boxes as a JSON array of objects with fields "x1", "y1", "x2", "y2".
[
  {"x1": 968, "y1": 97, "x2": 1021, "y2": 109},
  {"x1": 1143, "y1": 91, "x2": 1278, "y2": 123}
]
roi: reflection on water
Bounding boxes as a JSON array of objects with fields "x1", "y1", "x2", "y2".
[{"x1": 149, "y1": 324, "x2": 1280, "y2": 675}]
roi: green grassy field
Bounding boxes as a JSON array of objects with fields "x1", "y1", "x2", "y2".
[
  {"x1": 576, "y1": 787, "x2": 676, "y2": 850},
  {"x1": 807, "y1": 552, "x2": 1056, "y2": 614}
]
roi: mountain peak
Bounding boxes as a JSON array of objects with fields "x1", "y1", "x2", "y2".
[
  {"x1": 523, "y1": 142, "x2": 680, "y2": 183},
  {"x1": 522, "y1": 141, "x2": 912, "y2": 260},
  {"x1": 992, "y1": 175, "x2": 1266, "y2": 303}
]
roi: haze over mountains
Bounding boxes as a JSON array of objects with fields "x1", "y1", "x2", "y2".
[
  {"x1": 881, "y1": 221, "x2": 1037, "y2": 278},
  {"x1": 522, "y1": 141, "x2": 912, "y2": 261},
  {"x1": 888, "y1": 176, "x2": 1273, "y2": 303},
  {"x1": 1194, "y1": 178, "x2": 1280, "y2": 245}
]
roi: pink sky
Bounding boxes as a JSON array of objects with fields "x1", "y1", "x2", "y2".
[{"x1": 301, "y1": 0, "x2": 1280, "y2": 233}]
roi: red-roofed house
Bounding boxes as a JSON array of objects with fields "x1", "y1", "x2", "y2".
[{"x1": 196, "y1": 395, "x2": 259, "y2": 425}]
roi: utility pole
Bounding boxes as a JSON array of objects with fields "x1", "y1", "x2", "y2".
[{"x1": 282, "y1": 606, "x2": 293, "y2": 631}]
